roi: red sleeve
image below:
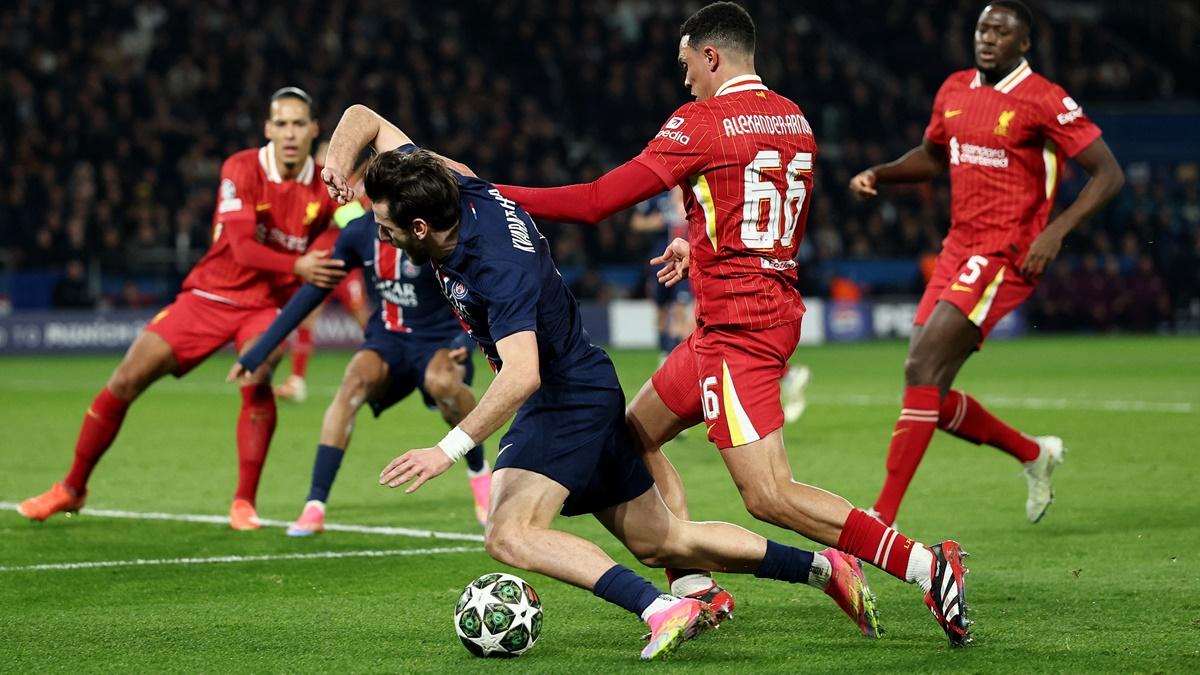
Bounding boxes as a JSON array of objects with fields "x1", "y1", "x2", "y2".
[
  {"x1": 310, "y1": 223, "x2": 341, "y2": 250},
  {"x1": 923, "y1": 77, "x2": 953, "y2": 146},
  {"x1": 493, "y1": 158, "x2": 669, "y2": 225},
  {"x1": 215, "y1": 157, "x2": 296, "y2": 274},
  {"x1": 634, "y1": 102, "x2": 717, "y2": 186},
  {"x1": 1035, "y1": 84, "x2": 1102, "y2": 158}
]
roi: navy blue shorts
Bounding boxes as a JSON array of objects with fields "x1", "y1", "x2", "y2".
[
  {"x1": 495, "y1": 356, "x2": 654, "y2": 517},
  {"x1": 361, "y1": 329, "x2": 475, "y2": 417}
]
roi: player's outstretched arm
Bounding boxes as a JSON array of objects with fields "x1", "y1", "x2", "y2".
[
  {"x1": 494, "y1": 159, "x2": 669, "y2": 225},
  {"x1": 323, "y1": 105, "x2": 415, "y2": 203},
  {"x1": 379, "y1": 331, "x2": 541, "y2": 494},
  {"x1": 1022, "y1": 138, "x2": 1124, "y2": 278},
  {"x1": 850, "y1": 138, "x2": 949, "y2": 201},
  {"x1": 227, "y1": 282, "x2": 337, "y2": 382}
]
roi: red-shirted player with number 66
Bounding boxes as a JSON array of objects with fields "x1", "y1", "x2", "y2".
[
  {"x1": 849, "y1": 1, "x2": 1124, "y2": 530},
  {"x1": 497, "y1": 1, "x2": 974, "y2": 647}
]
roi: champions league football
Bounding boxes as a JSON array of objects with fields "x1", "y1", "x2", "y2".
[{"x1": 454, "y1": 573, "x2": 543, "y2": 657}]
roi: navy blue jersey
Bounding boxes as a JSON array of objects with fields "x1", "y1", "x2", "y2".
[
  {"x1": 237, "y1": 207, "x2": 463, "y2": 373},
  {"x1": 420, "y1": 153, "x2": 604, "y2": 383},
  {"x1": 332, "y1": 210, "x2": 462, "y2": 339}
]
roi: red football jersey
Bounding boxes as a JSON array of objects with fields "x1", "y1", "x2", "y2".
[
  {"x1": 635, "y1": 75, "x2": 816, "y2": 331},
  {"x1": 183, "y1": 143, "x2": 336, "y2": 308},
  {"x1": 924, "y1": 60, "x2": 1102, "y2": 262}
]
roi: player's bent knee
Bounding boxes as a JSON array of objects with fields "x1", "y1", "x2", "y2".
[
  {"x1": 423, "y1": 366, "x2": 461, "y2": 401},
  {"x1": 741, "y1": 484, "x2": 787, "y2": 527},
  {"x1": 483, "y1": 525, "x2": 527, "y2": 568},
  {"x1": 903, "y1": 352, "x2": 938, "y2": 386}
]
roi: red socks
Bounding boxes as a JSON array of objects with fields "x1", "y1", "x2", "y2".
[
  {"x1": 64, "y1": 388, "x2": 130, "y2": 494},
  {"x1": 290, "y1": 326, "x2": 313, "y2": 379},
  {"x1": 872, "y1": 385, "x2": 940, "y2": 526},
  {"x1": 235, "y1": 384, "x2": 277, "y2": 503},
  {"x1": 939, "y1": 390, "x2": 1039, "y2": 462},
  {"x1": 837, "y1": 508, "x2": 916, "y2": 582}
]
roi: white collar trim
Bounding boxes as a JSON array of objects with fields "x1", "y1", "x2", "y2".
[
  {"x1": 716, "y1": 74, "x2": 768, "y2": 97},
  {"x1": 971, "y1": 59, "x2": 1033, "y2": 94},
  {"x1": 259, "y1": 142, "x2": 315, "y2": 185}
]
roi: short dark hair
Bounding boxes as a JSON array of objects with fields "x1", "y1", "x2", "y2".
[
  {"x1": 363, "y1": 149, "x2": 460, "y2": 232},
  {"x1": 268, "y1": 86, "x2": 315, "y2": 118},
  {"x1": 680, "y1": 2, "x2": 755, "y2": 56},
  {"x1": 987, "y1": 1, "x2": 1033, "y2": 34}
]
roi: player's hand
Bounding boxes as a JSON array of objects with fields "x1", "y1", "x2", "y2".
[
  {"x1": 1022, "y1": 229, "x2": 1064, "y2": 280},
  {"x1": 321, "y1": 167, "x2": 355, "y2": 204},
  {"x1": 225, "y1": 362, "x2": 250, "y2": 383},
  {"x1": 849, "y1": 170, "x2": 878, "y2": 201},
  {"x1": 379, "y1": 447, "x2": 454, "y2": 494},
  {"x1": 294, "y1": 249, "x2": 347, "y2": 288},
  {"x1": 651, "y1": 237, "x2": 691, "y2": 287},
  {"x1": 447, "y1": 345, "x2": 470, "y2": 364}
]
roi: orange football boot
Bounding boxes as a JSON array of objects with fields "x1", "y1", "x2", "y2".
[
  {"x1": 18, "y1": 482, "x2": 86, "y2": 521},
  {"x1": 229, "y1": 498, "x2": 262, "y2": 531}
]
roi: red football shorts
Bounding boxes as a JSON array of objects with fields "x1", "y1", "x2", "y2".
[
  {"x1": 144, "y1": 291, "x2": 279, "y2": 376},
  {"x1": 652, "y1": 321, "x2": 801, "y2": 449},
  {"x1": 915, "y1": 251, "x2": 1034, "y2": 343},
  {"x1": 329, "y1": 269, "x2": 367, "y2": 313}
]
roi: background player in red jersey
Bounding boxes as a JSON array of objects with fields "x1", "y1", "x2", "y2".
[
  {"x1": 497, "y1": 2, "x2": 975, "y2": 646},
  {"x1": 849, "y1": 1, "x2": 1124, "y2": 527},
  {"x1": 18, "y1": 87, "x2": 347, "y2": 530}
]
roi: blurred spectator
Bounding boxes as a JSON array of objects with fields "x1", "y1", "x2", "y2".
[
  {"x1": 52, "y1": 259, "x2": 93, "y2": 308},
  {"x1": 0, "y1": 0, "x2": 1196, "y2": 333}
]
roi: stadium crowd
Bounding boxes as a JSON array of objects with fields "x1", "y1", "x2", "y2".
[{"x1": 1, "y1": 0, "x2": 1196, "y2": 332}]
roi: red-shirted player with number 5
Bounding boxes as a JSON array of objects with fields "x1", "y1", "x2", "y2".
[
  {"x1": 849, "y1": 1, "x2": 1124, "y2": 529},
  {"x1": 19, "y1": 87, "x2": 346, "y2": 530},
  {"x1": 497, "y1": 1, "x2": 975, "y2": 647}
]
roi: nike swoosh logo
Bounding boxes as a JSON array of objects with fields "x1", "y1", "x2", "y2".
[
  {"x1": 951, "y1": 283, "x2": 973, "y2": 292},
  {"x1": 498, "y1": 443, "x2": 513, "y2": 456},
  {"x1": 944, "y1": 109, "x2": 963, "y2": 118},
  {"x1": 891, "y1": 428, "x2": 910, "y2": 438}
]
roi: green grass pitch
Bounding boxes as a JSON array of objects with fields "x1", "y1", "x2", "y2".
[{"x1": 2, "y1": 336, "x2": 1198, "y2": 672}]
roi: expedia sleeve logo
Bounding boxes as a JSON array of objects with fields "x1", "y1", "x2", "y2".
[
  {"x1": 1056, "y1": 96, "x2": 1084, "y2": 125},
  {"x1": 655, "y1": 116, "x2": 691, "y2": 145}
]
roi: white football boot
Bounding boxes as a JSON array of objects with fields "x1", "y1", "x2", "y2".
[
  {"x1": 1023, "y1": 435, "x2": 1066, "y2": 523},
  {"x1": 782, "y1": 365, "x2": 811, "y2": 423}
]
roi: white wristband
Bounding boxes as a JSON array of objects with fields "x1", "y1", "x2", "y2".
[{"x1": 438, "y1": 426, "x2": 476, "y2": 463}]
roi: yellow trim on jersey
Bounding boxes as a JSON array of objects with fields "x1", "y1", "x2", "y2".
[
  {"x1": 968, "y1": 266, "x2": 1006, "y2": 325},
  {"x1": 1042, "y1": 140, "x2": 1058, "y2": 200},
  {"x1": 721, "y1": 361, "x2": 760, "y2": 447},
  {"x1": 692, "y1": 174, "x2": 719, "y2": 251}
]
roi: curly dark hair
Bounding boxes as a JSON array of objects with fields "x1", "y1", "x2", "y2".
[{"x1": 363, "y1": 149, "x2": 460, "y2": 232}]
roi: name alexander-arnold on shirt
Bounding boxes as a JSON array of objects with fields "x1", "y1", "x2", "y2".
[{"x1": 722, "y1": 113, "x2": 813, "y2": 138}]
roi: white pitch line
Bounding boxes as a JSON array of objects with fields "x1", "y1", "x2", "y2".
[
  {"x1": 1, "y1": 379, "x2": 1192, "y2": 414},
  {"x1": 0, "y1": 546, "x2": 484, "y2": 573},
  {"x1": 0, "y1": 502, "x2": 485, "y2": 542},
  {"x1": 810, "y1": 393, "x2": 1195, "y2": 414}
]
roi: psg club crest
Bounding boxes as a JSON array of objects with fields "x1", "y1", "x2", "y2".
[{"x1": 402, "y1": 260, "x2": 422, "y2": 278}]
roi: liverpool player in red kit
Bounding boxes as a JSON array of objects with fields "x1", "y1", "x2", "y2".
[
  {"x1": 497, "y1": 2, "x2": 973, "y2": 646},
  {"x1": 849, "y1": 1, "x2": 1124, "y2": 527},
  {"x1": 19, "y1": 87, "x2": 347, "y2": 530}
]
